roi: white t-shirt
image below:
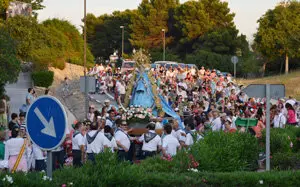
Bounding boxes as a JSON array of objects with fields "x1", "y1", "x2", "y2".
[
  {"x1": 118, "y1": 84, "x2": 126, "y2": 95},
  {"x1": 104, "y1": 136, "x2": 118, "y2": 153},
  {"x1": 139, "y1": 130, "x2": 162, "y2": 152},
  {"x1": 72, "y1": 132, "x2": 85, "y2": 150},
  {"x1": 273, "y1": 113, "x2": 287, "y2": 128},
  {"x1": 211, "y1": 117, "x2": 222, "y2": 131},
  {"x1": 171, "y1": 129, "x2": 186, "y2": 142},
  {"x1": 114, "y1": 129, "x2": 131, "y2": 151},
  {"x1": 4, "y1": 138, "x2": 25, "y2": 160},
  {"x1": 162, "y1": 134, "x2": 180, "y2": 156},
  {"x1": 32, "y1": 144, "x2": 46, "y2": 160},
  {"x1": 84, "y1": 130, "x2": 110, "y2": 154},
  {"x1": 185, "y1": 133, "x2": 194, "y2": 146}
]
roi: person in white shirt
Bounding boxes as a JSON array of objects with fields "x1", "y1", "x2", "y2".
[
  {"x1": 273, "y1": 109, "x2": 287, "y2": 128},
  {"x1": 4, "y1": 125, "x2": 28, "y2": 172},
  {"x1": 185, "y1": 123, "x2": 195, "y2": 147},
  {"x1": 115, "y1": 120, "x2": 132, "y2": 161},
  {"x1": 170, "y1": 120, "x2": 186, "y2": 147},
  {"x1": 211, "y1": 110, "x2": 222, "y2": 131},
  {"x1": 138, "y1": 123, "x2": 162, "y2": 159},
  {"x1": 118, "y1": 81, "x2": 126, "y2": 104},
  {"x1": 103, "y1": 125, "x2": 118, "y2": 153},
  {"x1": 32, "y1": 143, "x2": 46, "y2": 171},
  {"x1": 177, "y1": 86, "x2": 188, "y2": 101},
  {"x1": 85, "y1": 122, "x2": 110, "y2": 163},
  {"x1": 162, "y1": 124, "x2": 181, "y2": 157},
  {"x1": 106, "y1": 110, "x2": 116, "y2": 130},
  {"x1": 199, "y1": 66, "x2": 205, "y2": 76},
  {"x1": 72, "y1": 122, "x2": 85, "y2": 167}
]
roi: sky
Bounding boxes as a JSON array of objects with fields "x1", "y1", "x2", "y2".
[{"x1": 37, "y1": 0, "x2": 281, "y2": 41}]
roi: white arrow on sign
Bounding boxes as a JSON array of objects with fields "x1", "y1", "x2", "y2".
[{"x1": 34, "y1": 107, "x2": 57, "y2": 138}]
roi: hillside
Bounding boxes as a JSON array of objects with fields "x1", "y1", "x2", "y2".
[{"x1": 238, "y1": 71, "x2": 300, "y2": 100}]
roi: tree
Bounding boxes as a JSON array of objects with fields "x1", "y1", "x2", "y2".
[
  {"x1": 173, "y1": 0, "x2": 236, "y2": 58},
  {"x1": 0, "y1": 0, "x2": 44, "y2": 19},
  {"x1": 87, "y1": 10, "x2": 134, "y2": 59},
  {"x1": 0, "y1": 28, "x2": 21, "y2": 96},
  {"x1": 254, "y1": 1, "x2": 300, "y2": 74},
  {"x1": 5, "y1": 16, "x2": 94, "y2": 70},
  {"x1": 130, "y1": 0, "x2": 179, "y2": 49}
]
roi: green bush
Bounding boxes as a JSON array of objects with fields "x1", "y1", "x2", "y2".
[
  {"x1": 190, "y1": 132, "x2": 259, "y2": 172},
  {"x1": 32, "y1": 71, "x2": 54, "y2": 88},
  {"x1": 272, "y1": 152, "x2": 300, "y2": 170},
  {"x1": 2, "y1": 151, "x2": 300, "y2": 186},
  {"x1": 262, "y1": 128, "x2": 296, "y2": 155}
]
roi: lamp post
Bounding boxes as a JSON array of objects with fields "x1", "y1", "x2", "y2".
[
  {"x1": 162, "y1": 29, "x2": 165, "y2": 61},
  {"x1": 83, "y1": 0, "x2": 88, "y2": 118},
  {"x1": 120, "y1": 26, "x2": 124, "y2": 58}
]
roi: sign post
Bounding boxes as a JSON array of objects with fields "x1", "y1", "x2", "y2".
[
  {"x1": 265, "y1": 84, "x2": 271, "y2": 171},
  {"x1": 242, "y1": 84, "x2": 285, "y2": 171},
  {"x1": 46, "y1": 151, "x2": 53, "y2": 178},
  {"x1": 26, "y1": 96, "x2": 67, "y2": 178},
  {"x1": 231, "y1": 56, "x2": 238, "y2": 78}
]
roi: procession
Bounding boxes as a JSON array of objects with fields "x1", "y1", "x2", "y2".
[
  {"x1": 1, "y1": 0, "x2": 300, "y2": 186},
  {"x1": 0, "y1": 59, "x2": 299, "y2": 172}
]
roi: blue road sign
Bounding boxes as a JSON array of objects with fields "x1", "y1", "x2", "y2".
[{"x1": 26, "y1": 96, "x2": 67, "y2": 150}]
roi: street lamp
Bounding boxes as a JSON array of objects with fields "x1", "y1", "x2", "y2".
[
  {"x1": 83, "y1": 0, "x2": 88, "y2": 118},
  {"x1": 120, "y1": 26, "x2": 124, "y2": 58},
  {"x1": 162, "y1": 29, "x2": 166, "y2": 61}
]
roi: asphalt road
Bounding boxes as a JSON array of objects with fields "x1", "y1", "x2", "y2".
[
  {"x1": 5, "y1": 72, "x2": 32, "y2": 114},
  {"x1": 5, "y1": 72, "x2": 76, "y2": 129}
]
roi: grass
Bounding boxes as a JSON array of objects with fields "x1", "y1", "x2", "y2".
[{"x1": 237, "y1": 70, "x2": 300, "y2": 100}]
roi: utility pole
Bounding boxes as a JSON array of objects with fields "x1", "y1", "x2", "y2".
[
  {"x1": 84, "y1": 0, "x2": 88, "y2": 118},
  {"x1": 120, "y1": 26, "x2": 124, "y2": 58},
  {"x1": 162, "y1": 29, "x2": 166, "y2": 61}
]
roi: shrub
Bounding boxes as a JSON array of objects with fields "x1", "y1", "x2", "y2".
[
  {"x1": 272, "y1": 152, "x2": 300, "y2": 170},
  {"x1": 190, "y1": 132, "x2": 259, "y2": 172},
  {"x1": 32, "y1": 71, "x2": 54, "y2": 88},
  {"x1": 261, "y1": 128, "x2": 296, "y2": 155},
  {"x1": 2, "y1": 151, "x2": 300, "y2": 186}
]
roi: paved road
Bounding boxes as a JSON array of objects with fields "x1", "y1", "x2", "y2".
[
  {"x1": 5, "y1": 72, "x2": 76, "y2": 129},
  {"x1": 5, "y1": 72, "x2": 32, "y2": 114}
]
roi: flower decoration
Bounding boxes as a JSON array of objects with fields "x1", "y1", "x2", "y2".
[{"x1": 125, "y1": 106, "x2": 153, "y2": 123}]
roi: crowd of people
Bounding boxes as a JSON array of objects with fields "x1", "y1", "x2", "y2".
[{"x1": 0, "y1": 62, "x2": 300, "y2": 172}]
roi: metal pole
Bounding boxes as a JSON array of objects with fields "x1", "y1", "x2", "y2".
[
  {"x1": 234, "y1": 62, "x2": 236, "y2": 79},
  {"x1": 266, "y1": 84, "x2": 271, "y2": 171},
  {"x1": 122, "y1": 26, "x2": 124, "y2": 58},
  {"x1": 162, "y1": 29, "x2": 165, "y2": 61},
  {"x1": 84, "y1": 0, "x2": 88, "y2": 118},
  {"x1": 46, "y1": 151, "x2": 52, "y2": 178}
]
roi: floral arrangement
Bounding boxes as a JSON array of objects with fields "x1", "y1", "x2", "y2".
[
  {"x1": 124, "y1": 105, "x2": 153, "y2": 123},
  {"x1": 148, "y1": 71, "x2": 165, "y2": 116}
]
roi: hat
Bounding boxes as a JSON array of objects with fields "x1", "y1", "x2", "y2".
[
  {"x1": 226, "y1": 117, "x2": 232, "y2": 123},
  {"x1": 121, "y1": 121, "x2": 127, "y2": 125},
  {"x1": 174, "y1": 108, "x2": 179, "y2": 112},
  {"x1": 104, "y1": 99, "x2": 110, "y2": 103},
  {"x1": 220, "y1": 113, "x2": 227, "y2": 117}
]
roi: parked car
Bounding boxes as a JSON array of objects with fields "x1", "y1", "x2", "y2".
[
  {"x1": 152, "y1": 61, "x2": 178, "y2": 69},
  {"x1": 121, "y1": 61, "x2": 136, "y2": 73}
]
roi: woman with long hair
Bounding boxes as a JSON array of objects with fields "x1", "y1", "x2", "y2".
[{"x1": 285, "y1": 103, "x2": 297, "y2": 126}]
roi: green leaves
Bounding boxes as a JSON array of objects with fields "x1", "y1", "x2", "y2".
[
  {"x1": 0, "y1": 28, "x2": 20, "y2": 88},
  {"x1": 254, "y1": 1, "x2": 300, "y2": 72},
  {"x1": 5, "y1": 17, "x2": 94, "y2": 70}
]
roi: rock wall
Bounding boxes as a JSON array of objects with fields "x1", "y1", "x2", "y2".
[{"x1": 49, "y1": 63, "x2": 84, "y2": 87}]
